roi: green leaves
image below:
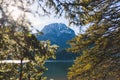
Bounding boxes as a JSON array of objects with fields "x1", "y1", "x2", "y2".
[
  {"x1": 0, "y1": 6, "x2": 57, "y2": 80},
  {"x1": 66, "y1": 0, "x2": 120, "y2": 80},
  {"x1": 0, "y1": 27, "x2": 57, "y2": 79}
]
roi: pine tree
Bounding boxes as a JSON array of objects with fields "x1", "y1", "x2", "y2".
[
  {"x1": 66, "y1": 0, "x2": 120, "y2": 80},
  {"x1": 1, "y1": 0, "x2": 119, "y2": 80},
  {"x1": 0, "y1": 0, "x2": 57, "y2": 80},
  {"x1": 39, "y1": 0, "x2": 120, "y2": 79}
]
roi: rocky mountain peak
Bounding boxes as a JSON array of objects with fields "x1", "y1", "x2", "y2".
[{"x1": 37, "y1": 23, "x2": 75, "y2": 48}]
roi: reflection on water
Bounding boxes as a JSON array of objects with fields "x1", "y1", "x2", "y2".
[
  {"x1": 44, "y1": 60, "x2": 73, "y2": 80},
  {"x1": 45, "y1": 60, "x2": 74, "y2": 62}
]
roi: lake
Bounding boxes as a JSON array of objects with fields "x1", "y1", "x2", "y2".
[{"x1": 44, "y1": 60, "x2": 73, "y2": 80}]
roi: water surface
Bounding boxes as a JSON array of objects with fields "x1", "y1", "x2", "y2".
[{"x1": 44, "y1": 60, "x2": 73, "y2": 80}]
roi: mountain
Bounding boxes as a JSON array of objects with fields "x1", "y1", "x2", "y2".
[
  {"x1": 37, "y1": 23, "x2": 78, "y2": 60},
  {"x1": 37, "y1": 23, "x2": 75, "y2": 49}
]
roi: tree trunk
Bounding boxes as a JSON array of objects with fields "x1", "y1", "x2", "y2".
[{"x1": 20, "y1": 59, "x2": 23, "y2": 80}]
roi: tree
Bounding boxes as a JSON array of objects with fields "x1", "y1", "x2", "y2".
[
  {"x1": 1, "y1": 0, "x2": 120, "y2": 80},
  {"x1": 37, "y1": 0, "x2": 120, "y2": 80},
  {"x1": 65, "y1": 0, "x2": 120, "y2": 80},
  {"x1": 0, "y1": 0, "x2": 57, "y2": 80}
]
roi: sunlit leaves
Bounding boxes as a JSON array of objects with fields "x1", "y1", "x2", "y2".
[
  {"x1": 0, "y1": 1, "x2": 58, "y2": 79},
  {"x1": 0, "y1": 26, "x2": 57, "y2": 79},
  {"x1": 65, "y1": 0, "x2": 120, "y2": 80}
]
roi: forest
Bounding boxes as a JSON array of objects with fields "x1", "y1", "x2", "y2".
[{"x1": 0, "y1": 0, "x2": 120, "y2": 80}]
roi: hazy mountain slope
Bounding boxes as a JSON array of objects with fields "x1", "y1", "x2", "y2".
[{"x1": 37, "y1": 23, "x2": 78, "y2": 60}]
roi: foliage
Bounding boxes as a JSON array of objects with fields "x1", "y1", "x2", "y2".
[
  {"x1": 0, "y1": 30, "x2": 57, "y2": 80},
  {"x1": 0, "y1": 0, "x2": 57, "y2": 80},
  {"x1": 0, "y1": 0, "x2": 120, "y2": 80},
  {"x1": 65, "y1": 0, "x2": 120, "y2": 80},
  {"x1": 40, "y1": 0, "x2": 120, "y2": 80},
  {"x1": 26, "y1": 0, "x2": 120, "y2": 79}
]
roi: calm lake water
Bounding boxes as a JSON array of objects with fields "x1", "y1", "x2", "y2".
[{"x1": 44, "y1": 60, "x2": 73, "y2": 80}]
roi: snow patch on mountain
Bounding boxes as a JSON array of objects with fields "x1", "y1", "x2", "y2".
[{"x1": 37, "y1": 23, "x2": 76, "y2": 48}]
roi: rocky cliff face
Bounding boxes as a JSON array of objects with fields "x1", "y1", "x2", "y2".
[
  {"x1": 37, "y1": 23, "x2": 75, "y2": 49},
  {"x1": 37, "y1": 23, "x2": 78, "y2": 60}
]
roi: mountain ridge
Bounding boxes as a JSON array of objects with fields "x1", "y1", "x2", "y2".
[
  {"x1": 37, "y1": 23, "x2": 78, "y2": 60},
  {"x1": 37, "y1": 23, "x2": 76, "y2": 49}
]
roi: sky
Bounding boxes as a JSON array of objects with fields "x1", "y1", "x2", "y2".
[
  {"x1": 4, "y1": 0, "x2": 120, "y2": 35},
  {"x1": 27, "y1": 14, "x2": 80, "y2": 34},
  {"x1": 6, "y1": 1, "x2": 80, "y2": 35}
]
